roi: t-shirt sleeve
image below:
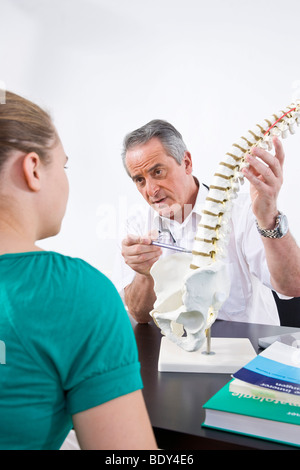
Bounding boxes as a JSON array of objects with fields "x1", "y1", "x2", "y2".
[{"x1": 60, "y1": 260, "x2": 143, "y2": 415}]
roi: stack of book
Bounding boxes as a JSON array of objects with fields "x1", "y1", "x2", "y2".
[{"x1": 202, "y1": 341, "x2": 300, "y2": 447}]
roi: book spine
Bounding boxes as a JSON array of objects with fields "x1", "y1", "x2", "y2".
[{"x1": 229, "y1": 379, "x2": 300, "y2": 407}]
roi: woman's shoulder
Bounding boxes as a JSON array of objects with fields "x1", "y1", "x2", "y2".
[
  {"x1": 45, "y1": 251, "x2": 115, "y2": 290},
  {"x1": 2, "y1": 250, "x2": 115, "y2": 296}
]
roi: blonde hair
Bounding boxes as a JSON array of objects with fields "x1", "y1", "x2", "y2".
[{"x1": 0, "y1": 91, "x2": 57, "y2": 170}]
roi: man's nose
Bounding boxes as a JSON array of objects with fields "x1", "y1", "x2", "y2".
[{"x1": 145, "y1": 178, "x2": 160, "y2": 197}]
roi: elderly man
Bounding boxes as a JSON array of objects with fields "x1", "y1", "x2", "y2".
[{"x1": 114, "y1": 119, "x2": 300, "y2": 324}]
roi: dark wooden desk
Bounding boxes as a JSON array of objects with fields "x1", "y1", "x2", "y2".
[{"x1": 131, "y1": 318, "x2": 300, "y2": 450}]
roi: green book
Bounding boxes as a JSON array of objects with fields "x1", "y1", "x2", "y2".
[{"x1": 202, "y1": 380, "x2": 300, "y2": 447}]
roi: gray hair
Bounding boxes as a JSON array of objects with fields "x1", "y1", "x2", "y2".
[{"x1": 121, "y1": 119, "x2": 187, "y2": 175}]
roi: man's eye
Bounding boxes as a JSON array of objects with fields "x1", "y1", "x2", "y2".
[
  {"x1": 135, "y1": 177, "x2": 145, "y2": 186},
  {"x1": 153, "y1": 168, "x2": 165, "y2": 178}
]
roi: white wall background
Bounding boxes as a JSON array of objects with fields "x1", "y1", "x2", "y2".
[{"x1": 1, "y1": 0, "x2": 300, "y2": 278}]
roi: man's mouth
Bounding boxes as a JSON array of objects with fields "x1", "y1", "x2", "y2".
[{"x1": 152, "y1": 197, "x2": 167, "y2": 206}]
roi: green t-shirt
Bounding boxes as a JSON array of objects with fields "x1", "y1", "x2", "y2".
[{"x1": 0, "y1": 251, "x2": 143, "y2": 450}]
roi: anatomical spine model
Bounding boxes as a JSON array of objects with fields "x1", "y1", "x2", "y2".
[{"x1": 150, "y1": 101, "x2": 300, "y2": 352}]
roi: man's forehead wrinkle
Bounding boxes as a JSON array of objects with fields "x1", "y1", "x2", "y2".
[{"x1": 128, "y1": 152, "x2": 164, "y2": 178}]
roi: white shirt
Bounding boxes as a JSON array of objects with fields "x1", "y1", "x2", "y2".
[{"x1": 113, "y1": 181, "x2": 280, "y2": 325}]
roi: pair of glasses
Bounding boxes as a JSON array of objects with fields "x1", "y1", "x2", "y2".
[{"x1": 151, "y1": 223, "x2": 192, "y2": 253}]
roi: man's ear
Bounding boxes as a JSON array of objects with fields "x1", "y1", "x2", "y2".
[
  {"x1": 183, "y1": 151, "x2": 193, "y2": 175},
  {"x1": 22, "y1": 152, "x2": 42, "y2": 192}
]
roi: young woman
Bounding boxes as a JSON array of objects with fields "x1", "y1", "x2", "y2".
[{"x1": 0, "y1": 91, "x2": 157, "y2": 450}]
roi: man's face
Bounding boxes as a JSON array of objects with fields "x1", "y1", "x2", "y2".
[{"x1": 125, "y1": 137, "x2": 194, "y2": 220}]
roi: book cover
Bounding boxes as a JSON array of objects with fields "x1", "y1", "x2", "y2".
[{"x1": 232, "y1": 341, "x2": 300, "y2": 397}]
